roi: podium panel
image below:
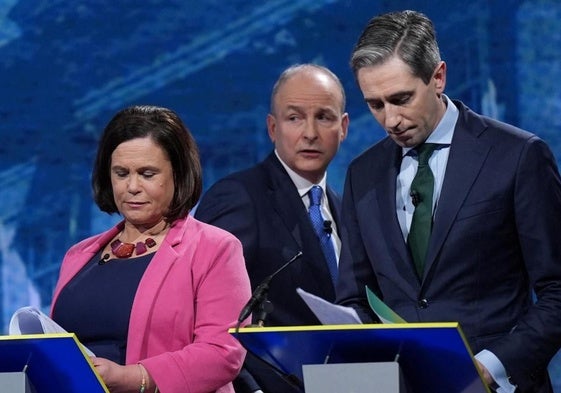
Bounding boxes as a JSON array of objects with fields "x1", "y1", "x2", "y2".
[
  {"x1": 0, "y1": 372, "x2": 37, "y2": 393},
  {"x1": 233, "y1": 322, "x2": 490, "y2": 393},
  {"x1": 0, "y1": 333, "x2": 108, "y2": 393},
  {"x1": 303, "y1": 362, "x2": 408, "y2": 393}
]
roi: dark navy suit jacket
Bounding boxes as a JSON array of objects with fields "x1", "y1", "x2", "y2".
[
  {"x1": 195, "y1": 152, "x2": 341, "y2": 393},
  {"x1": 336, "y1": 101, "x2": 561, "y2": 393}
]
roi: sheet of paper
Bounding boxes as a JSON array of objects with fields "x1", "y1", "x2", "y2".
[
  {"x1": 9, "y1": 306, "x2": 95, "y2": 356},
  {"x1": 296, "y1": 287, "x2": 362, "y2": 325},
  {"x1": 365, "y1": 286, "x2": 406, "y2": 324}
]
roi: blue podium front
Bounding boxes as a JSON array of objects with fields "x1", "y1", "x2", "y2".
[
  {"x1": 232, "y1": 322, "x2": 490, "y2": 393},
  {"x1": 0, "y1": 333, "x2": 107, "y2": 393}
]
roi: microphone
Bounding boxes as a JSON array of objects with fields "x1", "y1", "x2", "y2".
[
  {"x1": 237, "y1": 251, "x2": 303, "y2": 323},
  {"x1": 323, "y1": 220, "x2": 332, "y2": 234},
  {"x1": 410, "y1": 190, "x2": 421, "y2": 207},
  {"x1": 98, "y1": 253, "x2": 110, "y2": 265},
  {"x1": 255, "y1": 300, "x2": 274, "y2": 327}
]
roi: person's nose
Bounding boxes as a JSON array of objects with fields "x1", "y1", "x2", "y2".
[
  {"x1": 384, "y1": 104, "x2": 402, "y2": 130},
  {"x1": 302, "y1": 118, "x2": 319, "y2": 140},
  {"x1": 127, "y1": 175, "x2": 141, "y2": 194}
]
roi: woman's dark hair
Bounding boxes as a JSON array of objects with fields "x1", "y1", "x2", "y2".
[{"x1": 92, "y1": 105, "x2": 202, "y2": 221}]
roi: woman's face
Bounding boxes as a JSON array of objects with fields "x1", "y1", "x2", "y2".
[{"x1": 110, "y1": 137, "x2": 174, "y2": 230}]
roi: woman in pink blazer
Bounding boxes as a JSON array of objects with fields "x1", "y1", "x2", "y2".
[{"x1": 50, "y1": 105, "x2": 251, "y2": 393}]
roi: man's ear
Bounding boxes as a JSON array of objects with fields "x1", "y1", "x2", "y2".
[
  {"x1": 266, "y1": 113, "x2": 277, "y2": 143},
  {"x1": 433, "y1": 61, "x2": 447, "y2": 94}
]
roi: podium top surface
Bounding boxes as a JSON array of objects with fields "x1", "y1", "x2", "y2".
[
  {"x1": 232, "y1": 323, "x2": 490, "y2": 393},
  {"x1": 235, "y1": 321, "x2": 460, "y2": 332},
  {"x1": 0, "y1": 333, "x2": 108, "y2": 393}
]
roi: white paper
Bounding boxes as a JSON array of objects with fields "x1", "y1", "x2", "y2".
[
  {"x1": 296, "y1": 287, "x2": 362, "y2": 325},
  {"x1": 9, "y1": 306, "x2": 95, "y2": 356}
]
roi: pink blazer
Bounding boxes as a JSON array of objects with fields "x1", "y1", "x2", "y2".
[{"x1": 51, "y1": 215, "x2": 251, "y2": 393}]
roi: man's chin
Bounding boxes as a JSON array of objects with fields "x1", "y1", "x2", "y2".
[
  {"x1": 295, "y1": 166, "x2": 326, "y2": 184},
  {"x1": 390, "y1": 134, "x2": 416, "y2": 148}
]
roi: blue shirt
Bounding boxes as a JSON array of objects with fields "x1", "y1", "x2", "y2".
[{"x1": 396, "y1": 94, "x2": 457, "y2": 240}]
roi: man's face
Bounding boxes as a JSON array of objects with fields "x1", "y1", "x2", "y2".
[
  {"x1": 357, "y1": 56, "x2": 447, "y2": 148},
  {"x1": 267, "y1": 70, "x2": 349, "y2": 184}
]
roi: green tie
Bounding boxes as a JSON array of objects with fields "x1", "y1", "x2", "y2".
[{"x1": 407, "y1": 143, "x2": 439, "y2": 278}]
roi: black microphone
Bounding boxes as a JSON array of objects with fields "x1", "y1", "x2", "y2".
[
  {"x1": 98, "y1": 253, "x2": 110, "y2": 265},
  {"x1": 255, "y1": 300, "x2": 274, "y2": 327},
  {"x1": 323, "y1": 220, "x2": 332, "y2": 234},
  {"x1": 237, "y1": 251, "x2": 303, "y2": 323},
  {"x1": 410, "y1": 190, "x2": 421, "y2": 207}
]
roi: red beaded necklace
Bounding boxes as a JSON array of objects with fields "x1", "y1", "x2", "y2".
[
  {"x1": 99, "y1": 222, "x2": 168, "y2": 264},
  {"x1": 110, "y1": 237, "x2": 157, "y2": 258}
]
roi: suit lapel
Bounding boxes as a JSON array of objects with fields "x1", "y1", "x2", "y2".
[
  {"x1": 262, "y1": 154, "x2": 336, "y2": 290},
  {"x1": 357, "y1": 140, "x2": 420, "y2": 289},
  {"x1": 423, "y1": 105, "x2": 490, "y2": 280},
  {"x1": 378, "y1": 142, "x2": 422, "y2": 285},
  {"x1": 263, "y1": 154, "x2": 309, "y2": 251},
  {"x1": 126, "y1": 218, "x2": 184, "y2": 361},
  {"x1": 326, "y1": 187, "x2": 341, "y2": 229},
  {"x1": 51, "y1": 224, "x2": 123, "y2": 308}
]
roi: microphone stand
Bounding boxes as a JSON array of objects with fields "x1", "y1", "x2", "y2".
[
  {"x1": 255, "y1": 299, "x2": 274, "y2": 327},
  {"x1": 234, "y1": 251, "x2": 305, "y2": 392},
  {"x1": 237, "y1": 251, "x2": 303, "y2": 324}
]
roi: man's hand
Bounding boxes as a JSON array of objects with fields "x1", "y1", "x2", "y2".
[{"x1": 476, "y1": 359, "x2": 496, "y2": 387}]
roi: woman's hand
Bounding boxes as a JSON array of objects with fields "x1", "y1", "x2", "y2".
[{"x1": 90, "y1": 357, "x2": 151, "y2": 393}]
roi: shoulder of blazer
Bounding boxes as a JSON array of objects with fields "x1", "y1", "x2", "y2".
[
  {"x1": 347, "y1": 136, "x2": 401, "y2": 180},
  {"x1": 453, "y1": 99, "x2": 535, "y2": 142},
  {"x1": 215, "y1": 152, "x2": 275, "y2": 185},
  {"x1": 224, "y1": 152, "x2": 293, "y2": 195}
]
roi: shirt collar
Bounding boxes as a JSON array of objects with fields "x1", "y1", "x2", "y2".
[
  {"x1": 274, "y1": 150, "x2": 328, "y2": 198},
  {"x1": 402, "y1": 94, "x2": 459, "y2": 157}
]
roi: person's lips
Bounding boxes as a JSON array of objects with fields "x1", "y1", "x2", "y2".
[
  {"x1": 299, "y1": 149, "x2": 322, "y2": 158},
  {"x1": 125, "y1": 201, "x2": 146, "y2": 208},
  {"x1": 388, "y1": 127, "x2": 409, "y2": 135}
]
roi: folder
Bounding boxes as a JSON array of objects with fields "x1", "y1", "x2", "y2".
[
  {"x1": 0, "y1": 333, "x2": 108, "y2": 393},
  {"x1": 233, "y1": 323, "x2": 490, "y2": 393}
]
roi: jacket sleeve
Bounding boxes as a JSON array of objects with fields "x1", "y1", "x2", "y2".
[
  {"x1": 141, "y1": 231, "x2": 251, "y2": 393},
  {"x1": 488, "y1": 137, "x2": 561, "y2": 392}
]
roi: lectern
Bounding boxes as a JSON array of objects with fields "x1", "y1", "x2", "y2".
[
  {"x1": 232, "y1": 322, "x2": 490, "y2": 393},
  {"x1": 0, "y1": 333, "x2": 108, "y2": 393}
]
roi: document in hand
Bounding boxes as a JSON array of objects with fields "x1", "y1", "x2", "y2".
[
  {"x1": 296, "y1": 286, "x2": 406, "y2": 324},
  {"x1": 9, "y1": 306, "x2": 95, "y2": 356},
  {"x1": 364, "y1": 286, "x2": 406, "y2": 324},
  {"x1": 296, "y1": 287, "x2": 362, "y2": 324}
]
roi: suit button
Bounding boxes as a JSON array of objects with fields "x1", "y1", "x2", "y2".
[{"x1": 417, "y1": 299, "x2": 429, "y2": 309}]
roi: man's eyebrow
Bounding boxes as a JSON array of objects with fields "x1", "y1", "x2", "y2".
[
  {"x1": 316, "y1": 106, "x2": 338, "y2": 114},
  {"x1": 282, "y1": 104, "x2": 304, "y2": 113},
  {"x1": 365, "y1": 90, "x2": 413, "y2": 102}
]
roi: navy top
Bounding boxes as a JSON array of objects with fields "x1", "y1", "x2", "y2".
[{"x1": 52, "y1": 250, "x2": 152, "y2": 364}]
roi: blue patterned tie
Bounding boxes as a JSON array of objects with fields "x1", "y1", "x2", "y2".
[{"x1": 308, "y1": 185, "x2": 338, "y2": 285}]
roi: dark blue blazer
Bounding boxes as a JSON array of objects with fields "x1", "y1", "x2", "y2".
[
  {"x1": 336, "y1": 101, "x2": 561, "y2": 393},
  {"x1": 195, "y1": 152, "x2": 341, "y2": 393}
]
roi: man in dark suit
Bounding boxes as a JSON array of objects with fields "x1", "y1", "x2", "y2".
[
  {"x1": 195, "y1": 63, "x2": 349, "y2": 393},
  {"x1": 336, "y1": 10, "x2": 561, "y2": 393}
]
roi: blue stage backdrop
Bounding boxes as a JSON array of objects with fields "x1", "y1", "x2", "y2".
[{"x1": 1, "y1": 0, "x2": 560, "y2": 388}]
